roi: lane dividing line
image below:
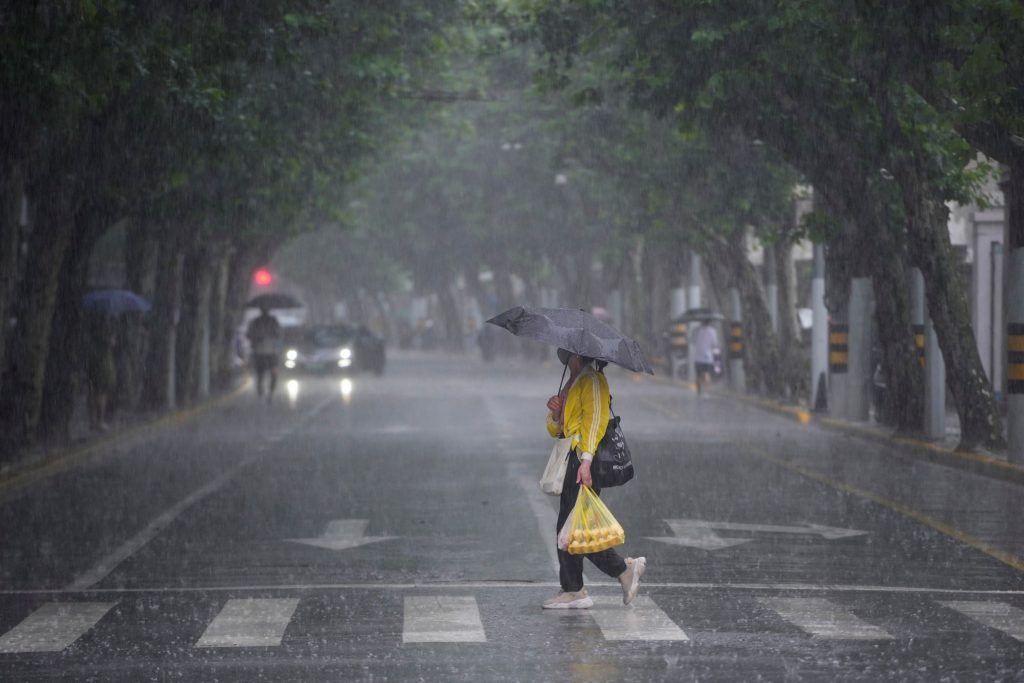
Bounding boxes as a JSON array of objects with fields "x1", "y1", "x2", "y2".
[
  {"x1": 66, "y1": 395, "x2": 336, "y2": 591},
  {"x1": 0, "y1": 602, "x2": 116, "y2": 653},
  {"x1": 195, "y1": 598, "x2": 300, "y2": 648},
  {"x1": 5, "y1": 581, "x2": 1023, "y2": 596},
  {"x1": 403, "y1": 596, "x2": 486, "y2": 643},
  {"x1": 759, "y1": 597, "x2": 893, "y2": 640},
  {"x1": 751, "y1": 449, "x2": 1024, "y2": 573}
]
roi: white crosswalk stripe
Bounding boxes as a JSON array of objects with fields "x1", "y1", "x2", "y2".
[
  {"x1": 759, "y1": 597, "x2": 894, "y2": 640},
  {"x1": 402, "y1": 595, "x2": 486, "y2": 643},
  {"x1": 588, "y1": 595, "x2": 689, "y2": 641},
  {"x1": 0, "y1": 602, "x2": 116, "y2": 653},
  {"x1": 939, "y1": 601, "x2": 1024, "y2": 641},
  {"x1": 195, "y1": 598, "x2": 299, "y2": 648},
  {"x1": 4, "y1": 593, "x2": 1021, "y2": 651}
]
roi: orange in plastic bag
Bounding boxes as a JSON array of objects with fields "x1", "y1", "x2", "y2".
[{"x1": 557, "y1": 486, "x2": 625, "y2": 555}]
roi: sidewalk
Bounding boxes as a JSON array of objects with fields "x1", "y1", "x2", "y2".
[{"x1": 0, "y1": 377, "x2": 249, "y2": 500}]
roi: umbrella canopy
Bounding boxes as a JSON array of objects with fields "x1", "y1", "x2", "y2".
[
  {"x1": 82, "y1": 289, "x2": 151, "y2": 315},
  {"x1": 487, "y1": 306, "x2": 653, "y2": 374},
  {"x1": 245, "y1": 292, "x2": 303, "y2": 310},
  {"x1": 676, "y1": 307, "x2": 725, "y2": 322}
]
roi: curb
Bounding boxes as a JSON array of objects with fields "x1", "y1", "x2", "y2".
[
  {"x1": 0, "y1": 379, "x2": 251, "y2": 499},
  {"x1": 641, "y1": 371, "x2": 1024, "y2": 487}
]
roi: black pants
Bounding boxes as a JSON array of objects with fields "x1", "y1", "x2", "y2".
[
  {"x1": 556, "y1": 454, "x2": 627, "y2": 592},
  {"x1": 253, "y1": 354, "x2": 278, "y2": 396}
]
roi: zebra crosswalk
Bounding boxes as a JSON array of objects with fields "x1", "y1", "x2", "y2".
[{"x1": 0, "y1": 591, "x2": 1022, "y2": 655}]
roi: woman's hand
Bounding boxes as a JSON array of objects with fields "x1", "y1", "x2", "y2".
[
  {"x1": 546, "y1": 395, "x2": 562, "y2": 414},
  {"x1": 577, "y1": 459, "x2": 593, "y2": 487}
]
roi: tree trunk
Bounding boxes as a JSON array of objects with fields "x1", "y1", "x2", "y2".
[
  {"x1": 0, "y1": 173, "x2": 77, "y2": 452},
  {"x1": 142, "y1": 235, "x2": 184, "y2": 411},
  {"x1": 119, "y1": 221, "x2": 159, "y2": 411},
  {"x1": 176, "y1": 245, "x2": 214, "y2": 403},
  {"x1": 38, "y1": 206, "x2": 109, "y2": 439},
  {"x1": 706, "y1": 231, "x2": 785, "y2": 396},
  {"x1": 0, "y1": 164, "x2": 24, "y2": 392},
  {"x1": 208, "y1": 248, "x2": 231, "y2": 385},
  {"x1": 872, "y1": 88, "x2": 1004, "y2": 449}
]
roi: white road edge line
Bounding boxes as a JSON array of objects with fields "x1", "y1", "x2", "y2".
[{"x1": 66, "y1": 395, "x2": 336, "y2": 591}]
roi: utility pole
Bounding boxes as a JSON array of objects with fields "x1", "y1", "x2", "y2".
[
  {"x1": 765, "y1": 245, "x2": 779, "y2": 334},
  {"x1": 1004, "y1": 168, "x2": 1024, "y2": 462},
  {"x1": 912, "y1": 268, "x2": 946, "y2": 440},
  {"x1": 810, "y1": 245, "x2": 828, "y2": 410},
  {"x1": 687, "y1": 250, "x2": 702, "y2": 385}
]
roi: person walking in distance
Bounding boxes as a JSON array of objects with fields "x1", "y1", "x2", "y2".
[
  {"x1": 542, "y1": 348, "x2": 646, "y2": 609},
  {"x1": 246, "y1": 307, "x2": 282, "y2": 402},
  {"x1": 691, "y1": 317, "x2": 719, "y2": 396}
]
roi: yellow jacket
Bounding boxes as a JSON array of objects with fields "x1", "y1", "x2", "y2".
[{"x1": 546, "y1": 365, "x2": 611, "y2": 458}]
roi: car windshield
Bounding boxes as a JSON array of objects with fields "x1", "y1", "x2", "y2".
[{"x1": 309, "y1": 324, "x2": 354, "y2": 348}]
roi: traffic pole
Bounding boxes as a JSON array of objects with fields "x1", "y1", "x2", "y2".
[
  {"x1": 765, "y1": 245, "x2": 779, "y2": 334},
  {"x1": 913, "y1": 267, "x2": 947, "y2": 440},
  {"x1": 847, "y1": 278, "x2": 873, "y2": 421},
  {"x1": 810, "y1": 245, "x2": 828, "y2": 411},
  {"x1": 687, "y1": 250, "x2": 702, "y2": 384},
  {"x1": 728, "y1": 287, "x2": 746, "y2": 392},
  {"x1": 1008, "y1": 247, "x2": 1024, "y2": 460}
]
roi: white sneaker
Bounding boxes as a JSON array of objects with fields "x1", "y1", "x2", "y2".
[
  {"x1": 618, "y1": 557, "x2": 647, "y2": 605},
  {"x1": 542, "y1": 589, "x2": 594, "y2": 609}
]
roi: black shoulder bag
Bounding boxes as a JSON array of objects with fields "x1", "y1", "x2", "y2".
[{"x1": 592, "y1": 398, "x2": 634, "y2": 487}]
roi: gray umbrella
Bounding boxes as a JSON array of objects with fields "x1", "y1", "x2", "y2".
[
  {"x1": 676, "y1": 307, "x2": 725, "y2": 322},
  {"x1": 486, "y1": 306, "x2": 653, "y2": 374}
]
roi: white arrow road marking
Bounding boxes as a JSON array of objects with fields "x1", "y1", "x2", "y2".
[
  {"x1": 0, "y1": 602, "x2": 116, "y2": 653},
  {"x1": 286, "y1": 519, "x2": 394, "y2": 552},
  {"x1": 646, "y1": 519, "x2": 868, "y2": 550}
]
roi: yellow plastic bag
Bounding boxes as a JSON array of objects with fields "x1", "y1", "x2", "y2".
[{"x1": 559, "y1": 486, "x2": 625, "y2": 555}]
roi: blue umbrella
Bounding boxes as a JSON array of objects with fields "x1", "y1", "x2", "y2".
[{"x1": 83, "y1": 289, "x2": 151, "y2": 315}]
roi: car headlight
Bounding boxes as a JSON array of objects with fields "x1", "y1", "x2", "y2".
[
  {"x1": 286, "y1": 349, "x2": 298, "y2": 361},
  {"x1": 339, "y1": 347, "x2": 352, "y2": 360}
]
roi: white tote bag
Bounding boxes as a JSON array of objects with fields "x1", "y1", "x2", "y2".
[{"x1": 539, "y1": 438, "x2": 573, "y2": 496}]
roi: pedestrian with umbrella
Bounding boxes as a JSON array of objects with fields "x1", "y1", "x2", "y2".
[
  {"x1": 81, "y1": 289, "x2": 151, "y2": 431},
  {"x1": 677, "y1": 308, "x2": 724, "y2": 396},
  {"x1": 487, "y1": 306, "x2": 650, "y2": 609},
  {"x1": 245, "y1": 294, "x2": 300, "y2": 403}
]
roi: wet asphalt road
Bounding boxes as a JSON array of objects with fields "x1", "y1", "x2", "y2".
[{"x1": 1, "y1": 352, "x2": 1023, "y2": 681}]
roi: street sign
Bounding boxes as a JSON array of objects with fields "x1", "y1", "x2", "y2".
[
  {"x1": 286, "y1": 519, "x2": 394, "y2": 552},
  {"x1": 646, "y1": 519, "x2": 868, "y2": 551}
]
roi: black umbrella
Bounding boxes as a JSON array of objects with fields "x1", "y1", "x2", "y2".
[
  {"x1": 245, "y1": 292, "x2": 303, "y2": 310},
  {"x1": 676, "y1": 307, "x2": 725, "y2": 322},
  {"x1": 487, "y1": 306, "x2": 653, "y2": 374},
  {"x1": 83, "y1": 288, "x2": 151, "y2": 315}
]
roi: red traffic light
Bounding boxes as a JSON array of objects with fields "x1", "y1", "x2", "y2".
[{"x1": 253, "y1": 269, "x2": 273, "y2": 286}]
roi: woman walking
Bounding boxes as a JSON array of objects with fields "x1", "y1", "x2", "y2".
[{"x1": 543, "y1": 348, "x2": 646, "y2": 609}]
